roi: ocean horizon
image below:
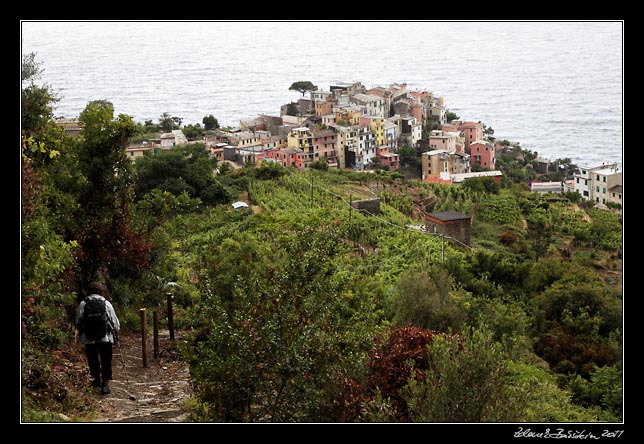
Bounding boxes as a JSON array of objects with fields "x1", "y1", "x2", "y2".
[{"x1": 21, "y1": 20, "x2": 623, "y2": 170}]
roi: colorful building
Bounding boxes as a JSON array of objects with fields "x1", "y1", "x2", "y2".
[
  {"x1": 287, "y1": 127, "x2": 314, "y2": 165},
  {"x1": 311, "y1": 129, "x2": 338, "y2": 166},
  {"x1": 421, "y1": 150, "x2": 464, "y2": 181},
  {"x1": 460, "y1": 121, "x2": 484, "y2": 151},
  {"x1": 266, "y1": 147, "x2": 306, "y2": 169},
  {"x1": 376, "y1": 145, "x2": 400, "y2": 170},
  {"x1": 468, "y1": 140, "x2": 496, "y2": 169}
]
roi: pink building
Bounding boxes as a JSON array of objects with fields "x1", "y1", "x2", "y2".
[
  {"x1": 460, "y1": 121, "x2": 484, "y2": 151},
  {"x1": 266, "y1": 147, "x2": 306, "y2": 169},
  {"x1": 376, "y1": 145, "x2": 400, "y2": 170},
  {"x1": 428, "y1": 130, "x2": 457, "y2": 152},
  {"x1": 311, "y1": 129, "x2": 338, "y2": 165},
  {"x1": 468, "y1": 140, "x2": 496, "y2": 169}
]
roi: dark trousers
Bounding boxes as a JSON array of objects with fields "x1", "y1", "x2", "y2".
[{"x1": 85, "y1": 342, "x2": 113, "y2": 382}]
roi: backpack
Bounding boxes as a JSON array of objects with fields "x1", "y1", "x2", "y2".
[{"x1": 81, "y1": 297, "x2": 109, "y2": 340}]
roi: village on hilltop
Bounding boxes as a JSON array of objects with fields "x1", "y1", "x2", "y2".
[{"x1": 56, "y1": 80, "x2": 622, "y2": 208}]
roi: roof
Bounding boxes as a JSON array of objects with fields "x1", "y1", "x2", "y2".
[
  {"x1": 351, "y1": 93, "x2": 382, "y2": 103},
  {"x1": 462, "y1": 121, "x2": 483, "y2": 128},
  {"x1": 579, "y1": 162, "x2": 618, "y2": 171},
  {"x1": 423, "y1": 149, "x2": 451, "y2": 156},
  {"x1": 608, "y1": 184, "x2": 623, "y2": 193},
  {"x1": 451, "y1": 171, "x2": 503, "y2": 183},
  {"x1": 593, "y1": 166, "x2": 621, "y2": 176},
  {"x1": 232, "y1": 201, "x2": 249, "y2": 209},
  {"x1": 312, "y1": 129, "x2": 336, "y2": 138},
  {"x1": 427, "y1": 211, "x2": 471, "y2": 222}
]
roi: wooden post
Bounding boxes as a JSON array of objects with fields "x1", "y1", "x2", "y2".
[
  {"x1": 441, "y1": 232, "x2": 445, "y2": 264},
  {"x1": 140, "y1": 308, "x2": 148, "y2": 368},
  {"x1": 153, "y1": 308, "x2": 160, "y2": 359},
  {"x1": 166, "y1": 292, "x2": 175, "y2": 340}
]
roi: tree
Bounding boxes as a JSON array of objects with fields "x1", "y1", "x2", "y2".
[
  {"x1": 392, "y1": 267, "x2": 465, "y2": 332},
  {"x1": 159, "y1": 112, "x2": 182, "y2": 132},
  {"x1": 21, "y1": 52, "x2": 59, "y2": 136},
  {"x1": 285, "y1": 102, "x2": 299, "y2": 116},
  {"x1": 182, "y1": 123, "x2": 204, "y2": 140},
  {"x1": 396, "y1": 145, "x2": 418, "y2": 167},
  {"x1": 462, "y1": 176, "x2": 500, "y2": 194},
  {"x1": 526, "y1": 207, "x2": 553, "y2": 259},
  {"x1": 445, "y1": 110, "x2": 460, "y2": 122},
  {"x1": 400, "y1": 327, "x2": 519, "y2": 422},
  {"x1": 185, "y1": 227, "x2": 377, "y2": 422},
  {"x1": 484, "y1": 125, "x2": 495, "y2": 142},
  {"x1": 134, "y1": 144, "x2": 230, "y2": 206},
  {"x1": 289, "y1": 80, "x2": 318, "y2": 97},
  {"x1": 348, "y1": 326, "x2": 439, "y2": 421},
  {"x1": 76, "y1": 100, "x2": 150, "y2": 286},
  {"x1": 202, "y1": 114, "x2": 219, "y2": 131},
  {"x1": 309, "y1": 159, "x2": 329, "y2": 170}
]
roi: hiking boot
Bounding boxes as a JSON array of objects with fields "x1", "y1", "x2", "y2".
[
  {"x1": 91, "y1": 378, "x2": 101, "y2": 388},
  {"x1": 101, "y1": 382, "x2": 111, "y2": 394}
]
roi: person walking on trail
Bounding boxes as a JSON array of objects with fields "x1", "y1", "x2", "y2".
[{"x1": 75, "y1": 281, "x2": 120, "y2": 395}]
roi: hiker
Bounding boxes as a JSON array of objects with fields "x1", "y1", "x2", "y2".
[{"x1": 75, "y1": 281, "x2": 120, "y2": 395}]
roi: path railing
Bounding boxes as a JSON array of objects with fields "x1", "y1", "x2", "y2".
[{"x1": 138, "y1": 292, "x2": 176, "y2": 368}]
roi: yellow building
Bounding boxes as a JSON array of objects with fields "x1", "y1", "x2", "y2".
[
  {"x1": 421, "y1": 150, "x2": 471, "y2": 181},
  {"x1": 334, "y1": 107, "x2": 362, "y2": 126},
  {"x1": 364, "y1": 116, "x2": 385, "y2": 147},
  {"x1": 287, "y1": 127, "x2": 314, "y2": 163}
]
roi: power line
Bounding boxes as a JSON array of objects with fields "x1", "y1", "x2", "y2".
[{"x1": 273, "y1": 163, "x2": 471, "y2": 252}]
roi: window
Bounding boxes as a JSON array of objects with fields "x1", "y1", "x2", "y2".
[
  {"x1": 576, "y1": 178, "x2": 579, "y2": 183},
  {"x1": 596, "y1": 175, "x2": 600, "y2": 181},
  {"x1": 596, "y1": 186, "x2": 600, "y2": 193},
  {"x1": 603, "y1": 176, "x2": 606, "y2": 182},
  {"x1": 603, "y1": 187, "x2": 606, "y2": 194}
]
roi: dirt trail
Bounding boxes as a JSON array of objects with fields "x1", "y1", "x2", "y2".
[{"x1": 90, "y1": 330, "x2": 192, "y2": 423}]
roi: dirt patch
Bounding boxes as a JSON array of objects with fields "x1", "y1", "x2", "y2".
[{"x1": 89, "y1": 330, "x2": 192, "y2": 423}]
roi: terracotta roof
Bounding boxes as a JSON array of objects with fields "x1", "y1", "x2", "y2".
[{"x1": 462, "y1": 121, "x2": 483, "y2": 128}]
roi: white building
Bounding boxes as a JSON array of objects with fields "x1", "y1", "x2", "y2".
[
  {"x1": 350, "y1": 93, "x2": 387, "y2": 118},
  {"x1": 573, "y1": 162, "x2": 621, "y2": 203}
]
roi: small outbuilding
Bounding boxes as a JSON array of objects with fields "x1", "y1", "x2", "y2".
[{"x1": 425, "y1": 210, "x2": 471, "y2": 247}]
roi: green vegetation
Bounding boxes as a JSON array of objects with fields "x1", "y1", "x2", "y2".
[{"x1": 21, "y1": 55, "x2": 622, "y2": 423}]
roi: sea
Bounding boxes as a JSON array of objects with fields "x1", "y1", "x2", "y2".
[{"x1": 20, "y1": 21, "x2": 623, "y2": 170}]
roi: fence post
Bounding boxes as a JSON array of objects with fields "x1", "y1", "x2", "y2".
[
  {"x1": 140, "y1": 308, "x2": 148, "y2": 368},
  {"x1": 153, "y1": 308, "x2": 160, "y2": 359},
  {"x1": 166, "y1": 292, "x2": 175, "y2": 340}
]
